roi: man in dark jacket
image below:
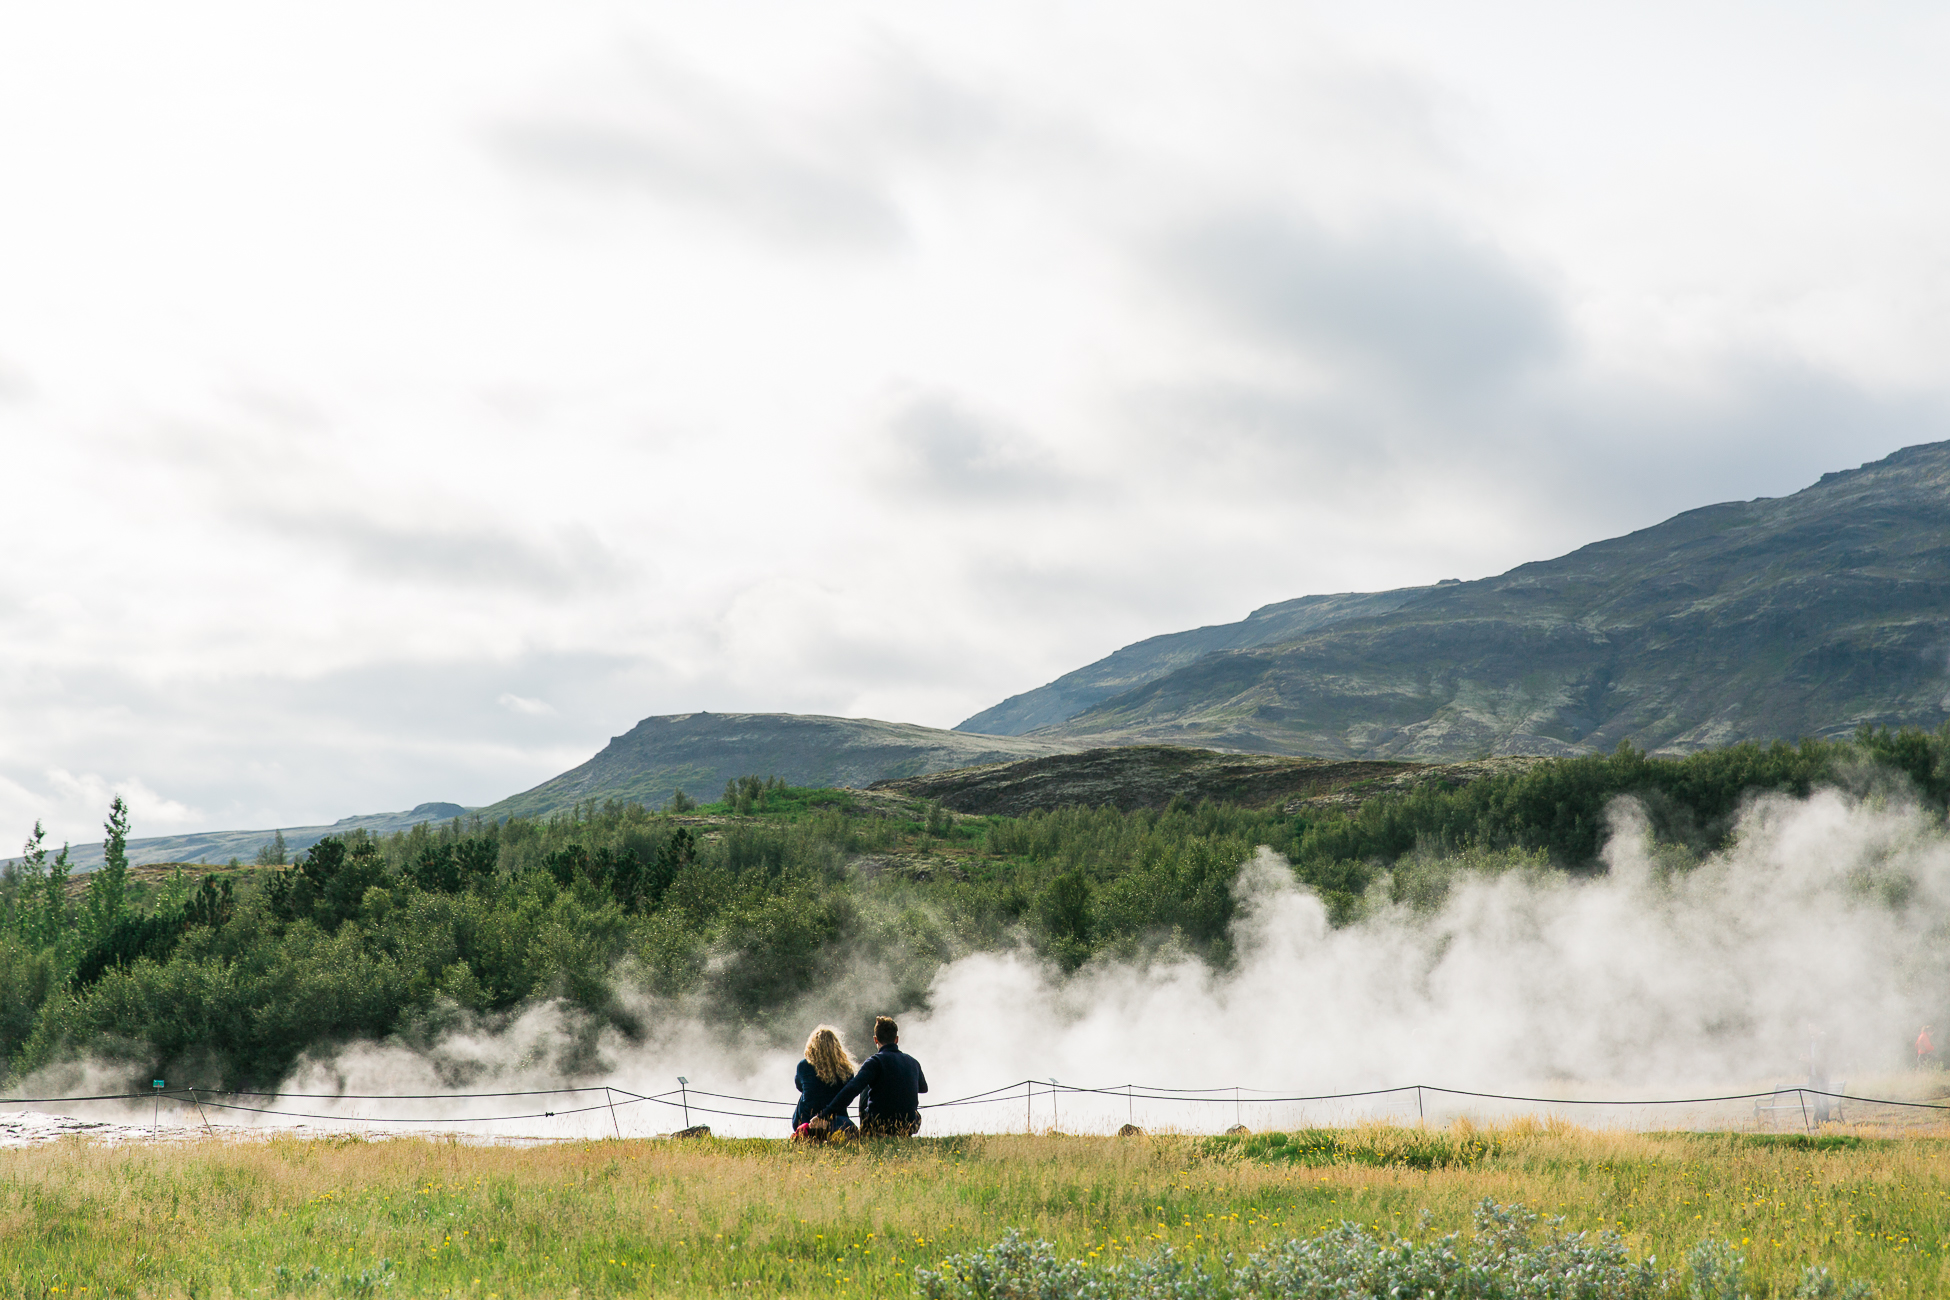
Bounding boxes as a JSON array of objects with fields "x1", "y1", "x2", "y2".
[{"x1": 811, "y1": 1015, "x2": 928, "y2": 1136}]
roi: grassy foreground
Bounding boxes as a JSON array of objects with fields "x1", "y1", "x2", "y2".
[{"x1": 1, "y1": 1122, "x2": 1945, "y2": 1298}]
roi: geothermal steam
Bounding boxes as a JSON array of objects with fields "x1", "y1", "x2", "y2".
[{"x1": 274, "y1": 787, "x2": 1948, "y2": 1136}]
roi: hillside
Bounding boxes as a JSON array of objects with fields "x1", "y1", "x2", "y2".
[
  {"x1": 871, "y1": 744, "x2": 1541, "y2": 817},
  {"x1": 15, "y1": 802, "x2": 472, "y2": 874},
  {"x1": 17, "y1": 717, "x2": 1076, "y2": 874},
  {"x1": 956, "y1": 587, "x2": 1433, "y2": 734},
  {"x1": 478, "y1": 711, "x2": 1079, "y2": 821},
  {"x1": 965, "y1": 441, "x2": 1950, "y2": 759}
]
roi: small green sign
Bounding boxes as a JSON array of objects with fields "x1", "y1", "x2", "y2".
[{"x1": 153, "y1": 1079, "x2": 165, "y2": 1088}]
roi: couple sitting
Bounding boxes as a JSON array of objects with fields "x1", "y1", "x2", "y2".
[{"x1": 792, "y1": 1015, "x2": 927, "y2": 1140}]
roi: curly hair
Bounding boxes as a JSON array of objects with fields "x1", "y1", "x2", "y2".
[{"x1": 804, "y1": 1024, "x2": 856, "y2": 1087}]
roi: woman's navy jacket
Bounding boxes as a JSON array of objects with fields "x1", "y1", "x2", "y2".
[{"x1": 792, "y1": 1059, "x2": 856, "y2": 1130}]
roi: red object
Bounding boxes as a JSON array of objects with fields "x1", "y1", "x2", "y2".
[{"x1": 1918, "y1": 1028, "x2": 1935, "y2": 1057}]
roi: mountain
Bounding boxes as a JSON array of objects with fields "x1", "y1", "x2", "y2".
[
  {"x1": 477, "y1": 712, "x2": 1079, "y2": 821},
  {"x1": 24, "y1": 716, "x2": 1076, "y2": 873},
  {"x1": 20, "y1": 802, "x2": 472, "y2": 874},
  {"x1": 956, "y1": 587, "x2": 1434, "y2": 734},
  {"x1": 961, "y1": 441, "x2": 1950, "y2": 759},
  {"x1": 32, "y1": 441, "x2": 1947, "y2": 866}
]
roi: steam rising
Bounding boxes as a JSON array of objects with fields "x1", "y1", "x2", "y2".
[{"x1": 20, "y1": 788, "x2": 1950, "y2": 1140}]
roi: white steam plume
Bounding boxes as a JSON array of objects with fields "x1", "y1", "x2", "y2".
[{"x1": 29, "y1": 787, "x2": 1945, "y2": 1141}]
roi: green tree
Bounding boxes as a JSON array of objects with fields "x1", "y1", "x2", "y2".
[
  {"x1": 254, "y1": 829, "x2": 288, "y2": 867},
  {"x1": 82, "y1": 796, "x2": 131, "y2": 943},
  {"x1": 31, "y1": 842, "x2": 73, "y2": 952},
  {"x1": 3, "y1": 822, "x2": 49, "y2": 940}
]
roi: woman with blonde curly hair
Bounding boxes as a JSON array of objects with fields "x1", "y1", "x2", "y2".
[{"x1": 792, "y1": 1024, "x2": 859, "y2": 1139}]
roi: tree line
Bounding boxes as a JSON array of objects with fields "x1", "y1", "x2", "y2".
[{"x1": 2, "y1": 725, "x2": 1944, "y2": 1091}]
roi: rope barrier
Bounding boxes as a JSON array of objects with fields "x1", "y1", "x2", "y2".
[
  {"x1": 1424, "y1": 1085, "x2": 1792, "y2": 1107},
  {"x1": 922, "y1": 1082, "x2": 1064, "y2": 1109},
  {"x1": 678, "y1": 1087, "x2": 795, "y2": 1108},
  {"x1": 1025, "y1": 1083, "x2": 1422, "y2": 1106},
  {"x1": 191, "y1": 1096, "x2": 623, "y2": 1124},
  {"x1": 219, "y1": 1086, "x2": 620, "y2": 1101},
  {"x1": 7, "y1": 1079, "x2": 1947, "y2": 1128},
  {"x1": 605, "y1": 1089, "x2": 793, "y2": 1122}
]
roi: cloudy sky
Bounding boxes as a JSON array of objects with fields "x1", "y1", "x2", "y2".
[{"x1": 4, "y1": 1, "x2": 1949, "y2": 843}]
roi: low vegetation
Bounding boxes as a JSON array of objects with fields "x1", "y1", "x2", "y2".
[
  {"x1": 0, "y1": 1122, "x2": 1939, "y2": 1297},
  {"x1": 0, "y1": 728, "x2": 1945, "y2": 1090}
]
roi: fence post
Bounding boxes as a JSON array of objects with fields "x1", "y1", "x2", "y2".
[
  {"x1": 189, "y1": 1087, "x2": 214, "y2": 1136},
  {"x1": 1026, "y1": 1080, "x2": 1032, "y2": 1134},
  {"x1": 678, "y1": 1077, "x2": 690, "y2": 1129},
  {"x1": 1798, "y1": 1089, "x2": 1812, "y2": 1136},
  {"x1": 152, "y1": 1079, "x2": 165, "y2": 1133},
  {"x1": 1051, "y1": 1079, "x2": 1060, "y2": 1134},
  {"x1": 1417, "y1": 1086, "x2": 1424, "y2": 1124},
  {"x1": 1127, "y1": 1083, "x2": 1133, "y2": 1125},
  {"x1": 606, "y1": 1087, "x2": 622, "y2": 1140}
]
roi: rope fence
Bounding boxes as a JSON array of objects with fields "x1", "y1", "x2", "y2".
[{"x1": 6, "y1": 1078, "x2": 1948, "y2": 1139}]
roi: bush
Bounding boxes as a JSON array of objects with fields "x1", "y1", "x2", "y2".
[{"x1": 916, "y1": 1200, "x2": 1874, "y2": 1300}]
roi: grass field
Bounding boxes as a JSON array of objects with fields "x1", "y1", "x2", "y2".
[{"x1": 1, "y1": 1121, "x2": 1945, "y2": 1298}]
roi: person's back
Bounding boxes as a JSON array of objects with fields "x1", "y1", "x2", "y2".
[
  {"x1": 815, "y1": 1015, "x2": 928, "y2": 1136},
  {"x1": 793, "y1": 1024, "x2": 859, "y2": 1136}
]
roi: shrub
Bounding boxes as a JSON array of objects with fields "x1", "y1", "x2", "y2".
[{"x1": 916, "y1": 1200, "x2": 1875, "y2": 1300}]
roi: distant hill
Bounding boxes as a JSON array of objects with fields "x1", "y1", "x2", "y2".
[
  {"x1": 11, "y1": 802, "x2": 472, "y2": 874},
  {"x1": 18, "y1": 718, "x2": 1077, "y2": 875},
  {"x1": 477, "y1": 712, "x2": 1079, "y2": 821},
  {"x1": 872, "y1": 745, "x2": 1541, "y2": 817},
  {"x1": 956, "y1": 587, "x2": 1432, "y2": 734},
  {"x1": 961, "y1": 440, "x2": 1950, "y2": 758}
]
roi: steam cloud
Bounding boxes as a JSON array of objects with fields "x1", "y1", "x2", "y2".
[{"x1": 29, "y1": 787, "x2": 1946, "y2": 1141}]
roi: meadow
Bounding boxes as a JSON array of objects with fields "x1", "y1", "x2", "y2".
[{"x1": 1, "y1": 1121, "x2": 1944, "y2": 1298}]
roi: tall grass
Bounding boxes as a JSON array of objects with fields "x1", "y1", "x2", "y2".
[{"x1": 0, "y1": 1121, "x2": 1941, "y2": 1297}]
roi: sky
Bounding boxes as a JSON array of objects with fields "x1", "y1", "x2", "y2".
[{"x1": 4, "y1": 1, "x2": 1950, "y2": 845}]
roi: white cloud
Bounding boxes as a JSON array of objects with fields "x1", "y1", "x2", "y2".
[
  {"x1": 23, "y1": 771, "x2": 204, "y2": 846},
  {"x1": 496, "y1": 693, "x2": 559, "y2": 717}
]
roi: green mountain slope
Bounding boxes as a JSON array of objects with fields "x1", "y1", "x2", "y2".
[
  {"x1": 955, "y1": 587, "x2": 1433, "y2": 734},
  {"x1": 478, "y1": 712, "x2": 1079, "y2": 820},
  {"x1": 989, "y1": 440, "x2": 1950, "y2": 758}
]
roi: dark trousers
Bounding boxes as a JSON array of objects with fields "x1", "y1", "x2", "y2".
[{"x1": 861, "y1": 1112, "x2": 921, "y2": 1137}]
